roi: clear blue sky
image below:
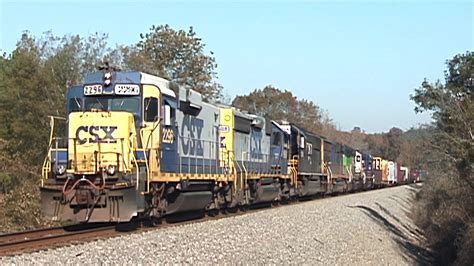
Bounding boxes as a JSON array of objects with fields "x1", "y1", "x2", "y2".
[{"x1": 1, "y1": 0, "x2": 472, "y2": 132}]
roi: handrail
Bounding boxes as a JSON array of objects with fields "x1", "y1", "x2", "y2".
[
  {"x1": 324, "y1": 162, "x2": 333, "y2": 191},
  {"x1": 226, "y1": 150, "x2": 241, "y2": 191},
  {"x1": 229, "y1": 150, "x2": 237, "y2": 176},
  {"x1": 241, "y1": 152, "x2": 248, "y2": 193},
  {"x1": 41, "y1": 117, "x2": 55, "y2": 185},
  {"x1": 41, "y1": 116, "x2": 66, "y2": 186},
  {"x1": 288, "y1": 165, "x2": 295, "y2": 187},
  {"x1": 41, "y1": 142, "x2": 53, "y2": 186},
  {"x1": 176, "y1": 135, "x2": 226, "y2": 175},
  {"x1": 229, "y1": 150, "x2": 244, "y2": 199},
  {"x1": 41, "y1": 135, "x2": 139, "y2": 192},
  {"x1": 140, "y1": 118, "x2": 162, "y2": 189},
  {"x1": 127, "y1": 132, "x2": 140, "y2": 190},
  {"x1": 139, "y1": 128, "x2": 150, "y2": 192},
  {"x1": 345, "y1": 166, "x2": 353, "y2": 182},
  {"x1": 288, "y1": 156, "x2": 299, "y2": 188}
]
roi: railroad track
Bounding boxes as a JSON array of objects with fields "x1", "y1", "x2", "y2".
[
  {"x1": 0, "y1": 184, "x2": 421, "y2": 257},
  {"x1": 0, "y1": 224, "x2": 119, "y2": 256}
]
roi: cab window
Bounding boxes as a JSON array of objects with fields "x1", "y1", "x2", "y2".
[
  {"x1": 68, "y1": 97, "x2": 83, "y2": 112},
  {"x1": 111, "y1": 98, "x2": 140, "y2": 113},
  {"x1": 144, "y1": 97, "x2": 159, "y2": 122},
  {"x1": 85, "y1": 97, "x2": 108, "y2": 110},
  {"x1": 271, "y1": 132, "x2": 282, "y2": 146}
]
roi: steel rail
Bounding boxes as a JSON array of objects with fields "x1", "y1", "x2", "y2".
[{"x1": 0, "y1": 224, "x2": 117, "y2": 256}]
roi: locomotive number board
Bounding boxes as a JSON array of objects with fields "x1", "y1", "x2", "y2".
[
  {"x1": 84, "y1": 84, "x2": 103, "y2": 95},
  {"x1": 114, "y1": 84, "x2": 140, "y2": 95},
  {"x1": 83, "y1": 84, "x2": 140, "y2": 96}
]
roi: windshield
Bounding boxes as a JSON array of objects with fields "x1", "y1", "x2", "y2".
[
  {"x1": 83, "y1": 96, "x2": 140, "y2": 119},
  {"x1": 84, "y1": 97, "x2": 138, "y2": 112}
]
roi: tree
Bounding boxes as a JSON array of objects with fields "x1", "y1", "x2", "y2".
[
  {"x1": 0, "y1": 33, "x2": 52, "y2": 163},
  {"x1": 412, "y1": 52, "x2": 473, "y2": 188},
  {"x1": 123, "y1": 24, "x2": 223, "y2": 102},
  {"x1": 0, "y1": 32, "x2": 116, "y2": 163},
  {"x1": 233, "y1": 85, "x2": 298, "y2": 121},
  {"x1": 232, "y1": 85, "x2": 328, "y2": 134},
  {"x1": 385, "y1": 127, "x2": 403, "y2": 160},
  {"x1": 411, "y1": 51, "x2": 474, "y2": 265}
]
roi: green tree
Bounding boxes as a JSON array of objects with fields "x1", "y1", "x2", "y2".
[
  {"x1": 0, "y1": 33, "x2": 52, "y2": 163},
  {"x1": 232, "y1": 85, "x2": 327, "y2": 134},
  {"x1": 0, "y1": 32, "x2": 116, "y2": 163},
  {"x1": 123, "y1": 24, "x2": 223, "y2": 102}
]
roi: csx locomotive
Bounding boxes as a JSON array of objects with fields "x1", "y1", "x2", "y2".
[{"x1": 40, "y1": 67, "x2": 414, "y2": 223}]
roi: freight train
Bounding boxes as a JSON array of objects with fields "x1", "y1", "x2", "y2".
[{"x1": 40, "y1": 67, "x2": 419, "y2": 223}]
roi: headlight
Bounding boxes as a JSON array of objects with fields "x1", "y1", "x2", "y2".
[
  {"x1": 104, "y1": 72, "x2": 112, "y2": 86},
  {"x1": 57, "y1": 165, "x2": 66, "y2": 175},
  {"x1": 106, "y1": 165, "x2": 116, "y2": 175}
]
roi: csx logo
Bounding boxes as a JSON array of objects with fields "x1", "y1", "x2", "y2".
[{"x1": 75, "y1": 126, "x2": 117, "y2": 144}]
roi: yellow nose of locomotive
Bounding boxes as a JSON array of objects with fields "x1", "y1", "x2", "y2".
[{"x1": 68, "y1": 111, "x2": 136, "y2": 174}]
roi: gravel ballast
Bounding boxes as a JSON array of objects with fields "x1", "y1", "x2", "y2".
[{"x1": 1, "y1": 184, "x2": 426, "y2": 264}]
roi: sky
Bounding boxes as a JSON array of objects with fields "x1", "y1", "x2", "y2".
[{"x1": 1, "y1": 0, "x2": 473, "y2": 133}]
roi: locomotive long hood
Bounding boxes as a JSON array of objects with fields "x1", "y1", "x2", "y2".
[{"x1": 68, "y1": 111, "x2": 136, "y2": 174}]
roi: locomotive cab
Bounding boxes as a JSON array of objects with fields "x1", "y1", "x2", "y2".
[{"x1": 40, "y1": 68, "x2": 172, "y2": 223}]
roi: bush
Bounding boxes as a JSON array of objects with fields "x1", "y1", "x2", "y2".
[
  {"x1": 0, "y1": 172, "x2": 14, "y2": 193},
  {"x1": 412, "y1": 153, "x2": 474, "y2": 265},
  {"x1": 0, "y1": 178, "x2": 56, "y2": 232}
]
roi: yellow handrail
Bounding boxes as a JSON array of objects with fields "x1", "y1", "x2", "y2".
[
  {"x1": 324, "y1": 161, "x2": 333, "y2": 191},
  {"x1": 228, "y1": 150, "x2": 241, "y2": 195},
  {"x1": 288, "y1": 155, "x2": 299, "y2": 188},
  {"x1": 128, "y1": 132, "x2": 140, "y2": 190},
  {"x1": 41, "y1": 154, "x2": 51, "y2": 186},
  {"x1": 41, "y1": 116, "x2": 65, "y2": 186}
]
